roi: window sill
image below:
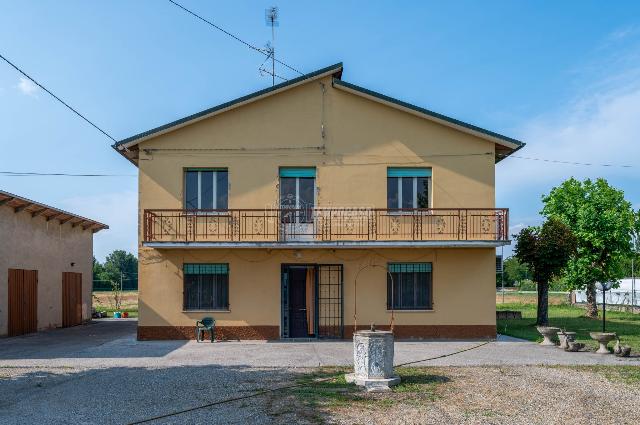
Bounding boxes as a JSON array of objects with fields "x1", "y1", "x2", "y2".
[
  {"x1": 182, "y1": 211, "x2": 231, "y2": 217},
  {"x1": 182, "y1": 309, "x2": 231, "y2": 313},
  {"x1": 385, "y1": 210, "x2": 432, "y2": 216},
  {"x1": 386, "y1": 309, "x2": 434, "y2": 313}
]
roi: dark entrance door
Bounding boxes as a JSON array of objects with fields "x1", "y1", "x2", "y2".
[
  {"x1": 288, "y1": 267, "x2": 308, "y2": 338},
  {"x1": 281, "y1": 264, "x2": 343, "y2": 339}
]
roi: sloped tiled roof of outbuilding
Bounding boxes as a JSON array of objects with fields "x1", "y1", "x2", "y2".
[{"x1": 0, "y1": 190, "x2": 108, "y2": 232}]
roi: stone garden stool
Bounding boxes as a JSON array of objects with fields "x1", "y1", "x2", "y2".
[
  {"x1": 557, "y1": 331, "x2": 577, "y2": 350},
  {"x1": 345, "y1": 329, "x2": 400, "y2": 392},
  {"x1": 590, "y1": 332, "x2": 616, "y2": 354},
  {"x1": 536, "y1": 326, "x2": 560, "y2": 346}
]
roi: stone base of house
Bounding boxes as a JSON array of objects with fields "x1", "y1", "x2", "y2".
[
  {"x1": 137, "y1": 325, "x2": 496, "y2": 340},
  {"x1": 345, "y1": 325, "x2": 496, "y2": 339},
  {"x1": 137, "y1": 325, "x2": 280, "y2": 341}
]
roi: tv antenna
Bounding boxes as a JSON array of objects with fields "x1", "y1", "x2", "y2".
[{"x1": 263, "y1": 6, "x2": 279, "y2": 86}]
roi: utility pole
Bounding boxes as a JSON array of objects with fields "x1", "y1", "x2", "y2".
[
  {"x1": 501, "y1": 247, "x2": 505, "y2": 304},
  {"x1": 632, "y1": 236, "x2": 636, "y2": 313}
]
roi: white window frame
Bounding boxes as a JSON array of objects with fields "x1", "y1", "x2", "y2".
[
  {"x1": 393, "y1": 176, "x2": 429, "y2": 209},
  {"x1": 185, "y1": 169, "x2": 227, "y2": 211}
]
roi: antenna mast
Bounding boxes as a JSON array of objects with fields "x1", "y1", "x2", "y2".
[{"x1": 265, "y1": 6, "x2": 279, "y2": 86}]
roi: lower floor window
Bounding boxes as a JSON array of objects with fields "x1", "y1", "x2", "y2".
[
  {"x1": 183, "y1": 264, "x2": 229, "y2": 310},
  {"x1": 387, "y1": 263, "x2": 432, "y2": 310}
]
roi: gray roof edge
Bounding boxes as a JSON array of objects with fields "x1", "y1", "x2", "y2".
[
  {"x1": 332, "y1": 78, "x2": 525, "y2": 150},
  {"x1": 113, "y1": 62, "x2": 344, "y2": 149}
]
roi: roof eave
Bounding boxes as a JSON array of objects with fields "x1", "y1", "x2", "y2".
[{"x1": 0, "y1": 190, "x2": 109, "y2": 232}]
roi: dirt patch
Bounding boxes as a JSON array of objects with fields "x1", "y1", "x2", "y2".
[
  {"x1": 92, "y1": 291, "x2": 138, "y2": 310},
  {"x1": 267, "y1": 366, "x2": 640, "y2": 424},
  {"x1": 497, "y1": 293, "x2": 568, "y2": 305}
]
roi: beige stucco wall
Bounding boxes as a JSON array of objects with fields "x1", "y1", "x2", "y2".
[
  {"x1": 134, "y1": 74, "x2": 500, "y2": 334},
  {"x1": 136, "y1": 75, "x2": 495, "y2": 212},
  {"x1": 0, "y1": 205, "x2": 94, "y2": 336},
  {"x1": 139, "y1": 248, "x2": 496, "y2": 329}
]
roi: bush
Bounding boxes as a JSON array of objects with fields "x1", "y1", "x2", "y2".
[{"x1": 516, "y1": 279, "x2": 536, "y2": 291}]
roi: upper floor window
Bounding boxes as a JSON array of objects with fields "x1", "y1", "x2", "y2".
[
  {"x1": 185, "y1": 168, "x2": 228, "y2": 210},
  {"x1": 387, "y1": 168, "x2": 431, "y2": 209}
]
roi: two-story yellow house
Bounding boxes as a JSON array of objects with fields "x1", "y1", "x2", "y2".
[{"x1": 113, "y1": 63, "x2": 523, "y2": 341}]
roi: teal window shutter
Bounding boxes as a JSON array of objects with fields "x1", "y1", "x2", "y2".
[
  {"x1": 184, "y1": 264, "x2": 229, "y2": 275},
  {"x1": 279, "y1": 167, "x2": 316, "y2": 178},
  {"x1": 388, "y1": 263, "x2": 432, "y2": 273},
  {"x1": 185, "y1": 167, "x2": 228, "y2": 172},
  {"x1": 387, "y1": 168, "x2": 431, "y2": 177}
]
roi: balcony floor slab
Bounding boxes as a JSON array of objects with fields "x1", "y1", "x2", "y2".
[{"x1": 142, "y1": 240, "x2": 511, "y2": 249}]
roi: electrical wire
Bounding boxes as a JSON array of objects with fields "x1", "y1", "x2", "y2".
[
  {"x1": 498, "y1": 153, "x2": 636, "y2": 168},
  {"x1": 127, "y1": 340, "x2": 491, "y2": 424},
  {"x1": 258, "y1": 66, "x2": 289, "y2": 82},
  {"x1": 0, "y1": 52, "x2": 118, "y2": 143},
  {"x1": 167, "y1": 0, "x2": 304, "y2": 76},
  {"x1": 0, "y1": 171, "x2": 135, "y2": 177}
]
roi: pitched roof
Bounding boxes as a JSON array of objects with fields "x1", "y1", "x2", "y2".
[
  {"x1": 0, "y1": 190, "x2": 108, "y2": 232},
  {"x1": 114, "y1": 63, "x2": 344, "y2": 151},
  {"x1": 113, "y1": 62, "x2": 524, "y2": 163},
  {"x1": 332, "y1": 79, "x2": 524, "y2": 153}
]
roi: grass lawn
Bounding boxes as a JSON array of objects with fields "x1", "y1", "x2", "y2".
[
  {"x1": 283, "y1": 366, "x2": 446, "y2": 419},
  {"x1": 497, "y1": 302, "x2": 640, "y2": 351}
]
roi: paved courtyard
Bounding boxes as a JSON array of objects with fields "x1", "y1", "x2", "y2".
[
  {"x1": 0, "y1": 320, "x2": 638, "y2": 424},
  {"x1": 1, "y1": 319, "x2": 638, "y2": 369}
]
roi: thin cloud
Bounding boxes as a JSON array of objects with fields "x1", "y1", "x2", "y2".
[
  {"x1": 17, "y1": 76, "x2": 38, "y2": 96},
  {"x1": 497, "y1": 72, "x2": 640, "y2": 195}
]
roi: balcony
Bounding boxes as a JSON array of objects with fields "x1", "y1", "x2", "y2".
[{"x1": 142, "y1": 208, "x2": 509, "y2": 248}]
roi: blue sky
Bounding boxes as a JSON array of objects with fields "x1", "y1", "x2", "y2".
[{"x1": 1, "y1": 1, "x2": 640, "y2": 261}]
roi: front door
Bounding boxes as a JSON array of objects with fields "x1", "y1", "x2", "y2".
[
  {"x1": 281, "y1": 264, "x2": 343, "y2": 339},
  {"x1": 281, "y1": 265, "x2": 315, "y2": 338},
  {"x1": 288, "y1": 267, "x2": 309, "y2": 338}
]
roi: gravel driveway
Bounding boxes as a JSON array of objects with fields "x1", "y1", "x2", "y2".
[{"x1": 1, "y1": 321, "x2": 638, "y2": 424}]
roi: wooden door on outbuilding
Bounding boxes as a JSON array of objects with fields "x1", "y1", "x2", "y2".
[
  {"x1": 8, "y1": 268, "x2": 38, "y2": 336},
  {"x1": 62, "y1": 272, "x2": 83, "y2": 327}
]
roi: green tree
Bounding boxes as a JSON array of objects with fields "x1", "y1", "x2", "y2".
[
  {"x1": 514, "y1": 218, "x2": 576, "y2": 326},
  {"x1": 498, "y1": 257, "x2": 530, "y2": 287},
  {"x1": 542, "y1": 178, "x2": 636, "y2": 318},
  {"x1": 102, "y1": 250, "x2": 138, "y2": 289}
]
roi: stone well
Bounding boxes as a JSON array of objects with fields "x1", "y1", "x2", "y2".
[{"x1": 345, "y1": 329, "x2": 400, "y2": 391}]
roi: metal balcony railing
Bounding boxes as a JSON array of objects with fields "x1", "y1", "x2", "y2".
[{"x1": 143, "y1": 208, "x2": 509, "y2": 244}]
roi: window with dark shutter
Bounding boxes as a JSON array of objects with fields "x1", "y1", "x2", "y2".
[
  {"x1": 183, "y1": 264, "x2": 229, "y2": 310},
  {"x1": 387, "y1": 263, "x2": 432, "y2": 310}
]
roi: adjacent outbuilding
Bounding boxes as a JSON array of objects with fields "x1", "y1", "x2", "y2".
[{"x1": 0, "y1": 190, "x2": 108, "y2": 337}]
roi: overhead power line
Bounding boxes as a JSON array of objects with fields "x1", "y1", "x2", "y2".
[
  {"x1": 167, "y1": 0, "x2": 304, "y2": 76},
  {"x1": 499, "y1": 153, "x2": 636, "y2": 168},
  {"x1": 0, "y1": 52, "x2": 118, "y2": 143},
  {"x1": 0, "y1": 171, "x2": 135, "y2": 177}
]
